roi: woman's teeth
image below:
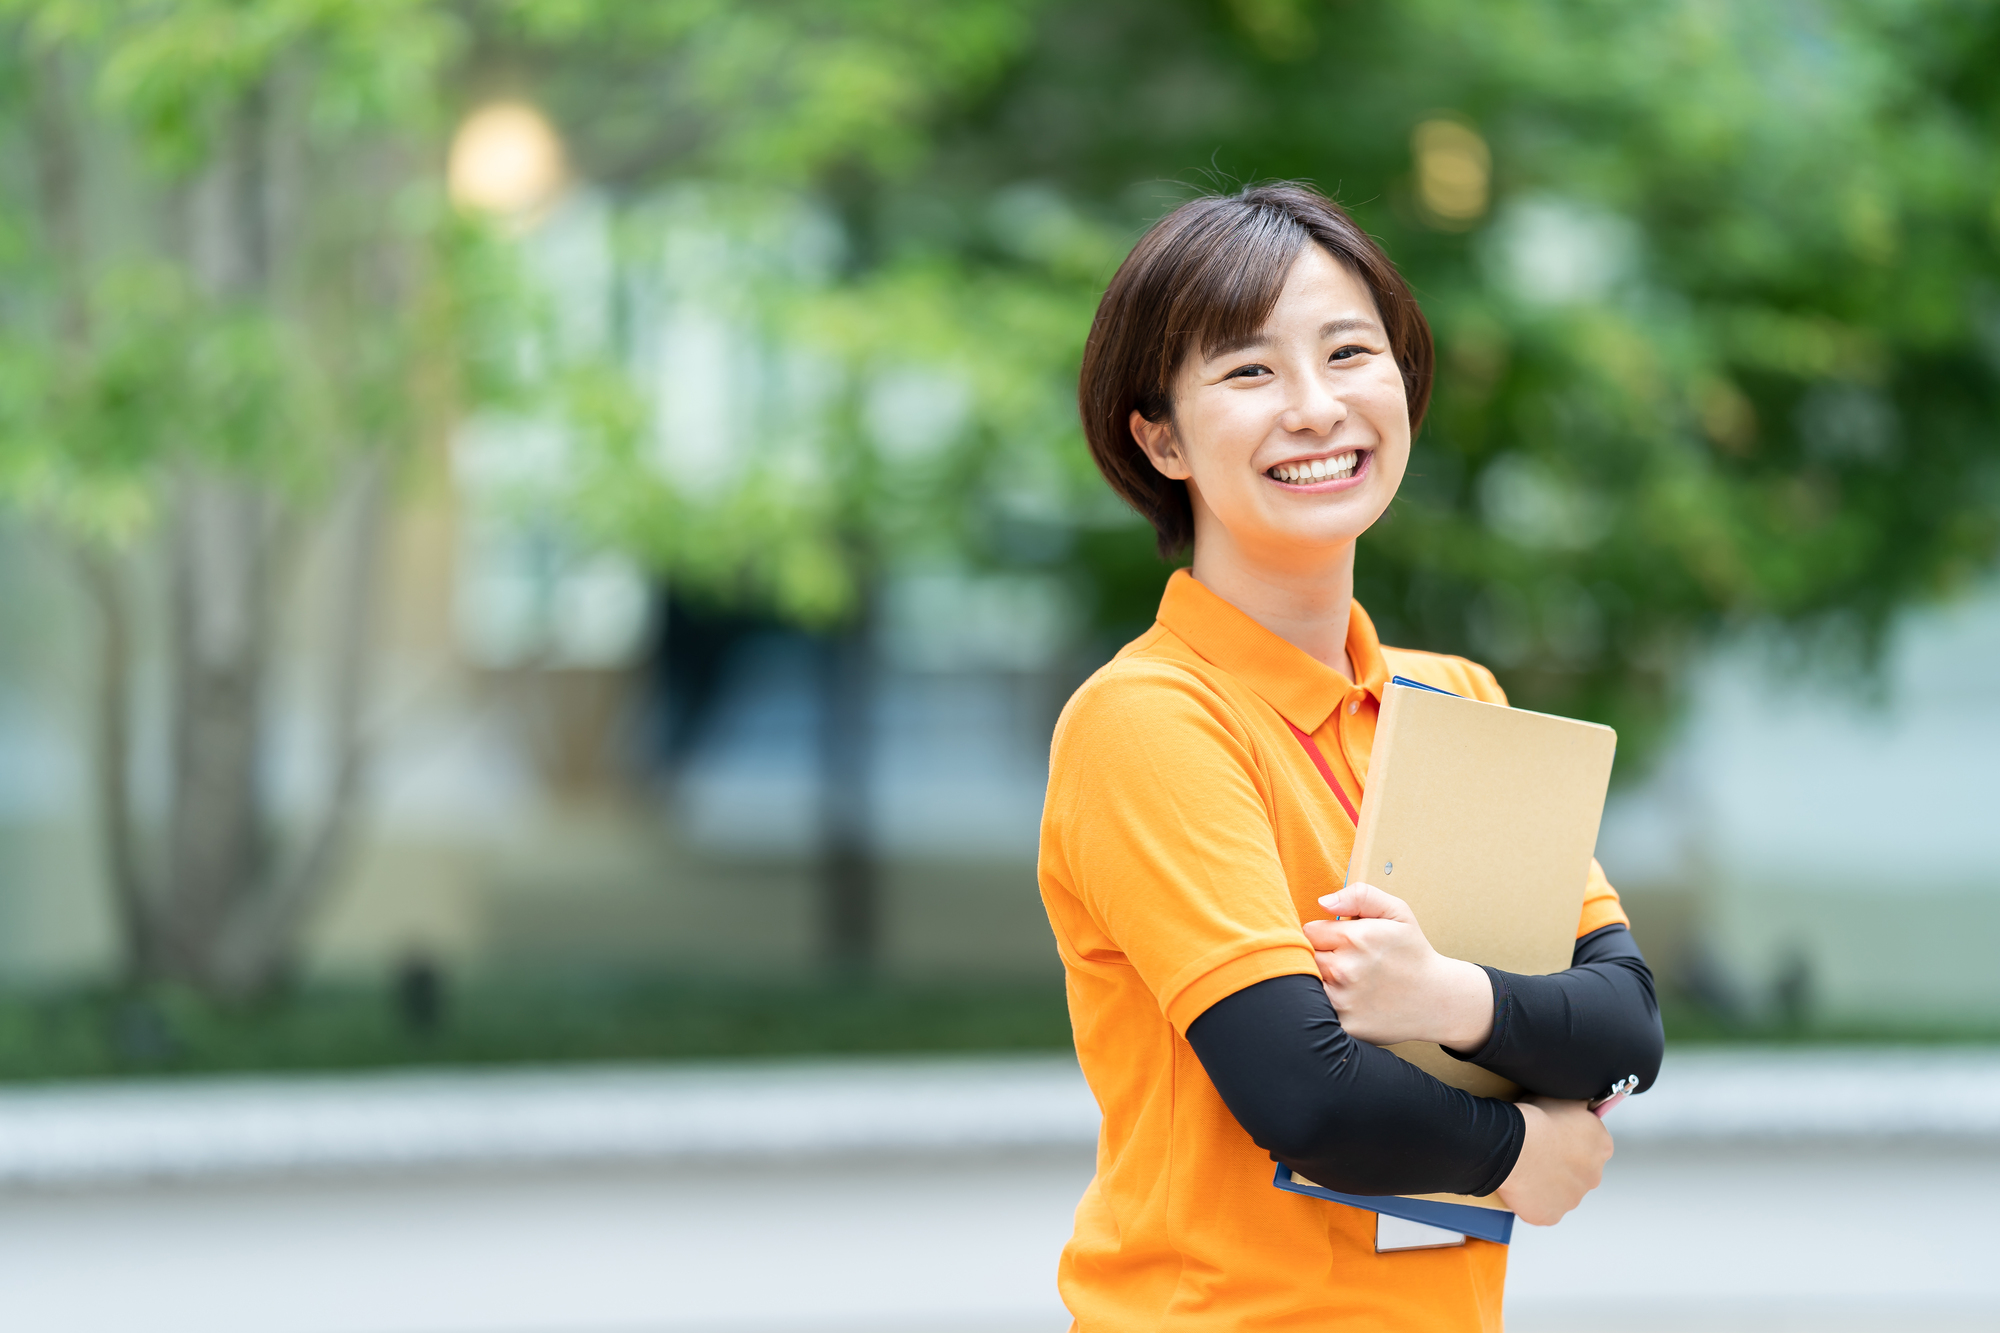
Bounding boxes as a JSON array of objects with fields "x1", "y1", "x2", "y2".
[{"x1": 1268, "y1": 452, "x2": 1359, "y2": 484}]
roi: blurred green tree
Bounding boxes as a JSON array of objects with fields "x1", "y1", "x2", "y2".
[
  {"x1": 518, "y1": 0, "x2": 1998, "y2": 969},
  {"x1": 0, "y1": 0, "x2": 499, "y2": 998},
  {"x1": 545, "y1": 0, "x2": 2000, "y2": 767},
  {"x1": 0, "y1": 0, "x2": 1054, "y2": 990},
  {"x1": 7, "y1": 0, "x2": 1998, "y2": 992},
  {"x1": 487, "y1": 0, "x2": 1059, "y2": 970}
]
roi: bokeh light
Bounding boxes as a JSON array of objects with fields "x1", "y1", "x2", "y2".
[
  {"x1": 1412, "y1": 117, "x2": 1491, "y2": 228},
  {"x1": 448, "y1": 101, "x2": 567, "y2": 221}
]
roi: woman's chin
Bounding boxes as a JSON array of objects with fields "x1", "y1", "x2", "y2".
[
  {"x1": 1250, "y1": 494, "x2": 1391, "y2": 555},
  {"x1": 1227, "y1": 518, "x2": 1377, "y2": 564}
]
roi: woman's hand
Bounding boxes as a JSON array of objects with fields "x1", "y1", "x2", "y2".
[
  {"x1": 1303, "y1": 884, "x2": 1494, "y2": 1049},
  {"x1": 1496, "y1": 1096, "x2": 1613, "y2": 1225}
]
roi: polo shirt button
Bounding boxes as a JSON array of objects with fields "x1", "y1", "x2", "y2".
[{"x1": 1347, "y1": 699, "x2": 1360, "y2": 715}]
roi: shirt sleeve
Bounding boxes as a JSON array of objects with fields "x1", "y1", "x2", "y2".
[
  {"x1": 1577, "y1": 857, "x2": 1629, "y2": 937},
  {"x1": 1446, "y1": 923, "x2": 1666, "y2": 1099},
  {"x1": 1046, "y1": 662, "x2": 1318, "y2": 1034},
  {"x1": 1188, "y1": 974, "x2": 1526, "y2": 1197}
]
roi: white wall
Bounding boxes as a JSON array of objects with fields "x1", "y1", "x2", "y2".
[{"x1": 1598, "y1": 584, "x2": 2000, "y2": 1023}]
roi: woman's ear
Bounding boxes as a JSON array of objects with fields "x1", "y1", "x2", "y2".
[{"x1": 1130, "y1": 409, "x2": 1192, "y2": 480}]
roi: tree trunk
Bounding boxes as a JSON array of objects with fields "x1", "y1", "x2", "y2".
[
  {"x1": 75, "y1": 549, "x2": 157, "y2": 978},
  {"x1": 817, "y1": 590, "x2": 879, "y2": 974},
  {"x1": 211, "y1": 458, "x2": 387, "y2": 995},
  {"x1": 149, "y1": 80, "x2": 282, "y2": 994},
  {"x1": 163, "y1": 473, "x2": 277, "y2": 990}
]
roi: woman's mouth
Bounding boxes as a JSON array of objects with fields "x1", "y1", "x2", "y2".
[{"x1": 1266, "y1": 450, "x2": 1365, "y2": 487}]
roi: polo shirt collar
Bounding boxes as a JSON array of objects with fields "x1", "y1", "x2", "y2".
[{"x1": 1155, "y1": 569, "x2": 1390, "y2": 734}]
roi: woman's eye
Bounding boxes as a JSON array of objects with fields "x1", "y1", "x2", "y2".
[
  {"x1": 1224, "y1": 364, "x2": 1271, "y2": 380},
  {"x1": 1329, "y1": 345, "x2": 1368, "y2": 362}
]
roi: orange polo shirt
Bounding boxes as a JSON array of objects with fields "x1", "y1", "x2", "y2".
[{"x1": 1038, "y1": 570, "x2": 1626, "y2": 1333}]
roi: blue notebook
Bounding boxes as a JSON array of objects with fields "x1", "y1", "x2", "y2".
[
  {"x1": 1388, "y1": 673, "x2": 1461, "y2": 698},
  {"x1": 1272, "y1": 1164, "x2": 1516, "y2": 1244}
]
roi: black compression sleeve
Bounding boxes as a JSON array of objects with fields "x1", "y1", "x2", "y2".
[
  {"x1": 1185, "y1": 973, "x2": 1525, "y2": 1198},
  {"x1": 1445, "y1": 924, "x2": 1665, "y2": 1100}
]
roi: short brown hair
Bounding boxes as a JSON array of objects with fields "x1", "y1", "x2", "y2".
[{"x1": 1078, "y1": 183, "x2": 1434, "y2": 558}]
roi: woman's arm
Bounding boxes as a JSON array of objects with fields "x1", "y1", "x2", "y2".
[
  {"x1": 1185, "y1": 973, "x2": 1525, "y2": 1197},
  {"x1": 1445, "y1": 923, "x2": 1664, "y2": 1100},
  {"x1": 1190, "y1": 973, "x2": 1615, "y2": 1222},
  {"x1": 1304, "y1": 886, "x2": 1664, "y2": 1101}
]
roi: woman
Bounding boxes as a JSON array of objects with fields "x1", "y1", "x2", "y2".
[{"x1": 1038, "y1": 183, "x2": 1664, "y2": 1332}]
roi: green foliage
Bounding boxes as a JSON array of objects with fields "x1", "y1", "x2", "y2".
[
  {"x1": 0, "y1": 0, "x2": 529, "y2": 543},
  {"x1": 8, "y1": 0, "x2": 463, "y2": 167},
  {"x1": 559, "y1": 207, "x2": 1107, "y2": 624},
  {"x1": 0, "y1": 975, "x2": 1076, "y2": 1080},
  {"x1": 7, "y1": 0, "x2": 1998, "y2": 743},
  {"x1": 1336, "y1": 0, "x2": 2000, "y2": 742},
  {"x1": 0, "y1": 259, "x2": 360, "y2": 540},
  {"x1": 1, "y1": 972, "x2": 1992, "y2": 1081},
  {"x1": 530, "y1": 0, "x2": 2000, "y2": 758},
  {"x1": 506, "y1": 0, "x2": 1041, "y2": 184},
  {"x1": 493, "y1": 0, "x2": 1079, "y2": 626}
]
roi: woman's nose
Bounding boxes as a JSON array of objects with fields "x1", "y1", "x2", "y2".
[{"x1": 1279, "y1": 374, "x2": 1346, "y2": 435}]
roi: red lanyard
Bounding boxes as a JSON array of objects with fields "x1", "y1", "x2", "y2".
[{"x1": 1284, "y1": 719, "x2": 1360, "y2": 825}]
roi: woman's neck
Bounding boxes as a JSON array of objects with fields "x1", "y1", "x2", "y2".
[{"x1": 1189, "y1": 529, "x2": 1358, "y2": 681}]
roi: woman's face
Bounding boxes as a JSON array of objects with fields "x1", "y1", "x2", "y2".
[{"x1": 1131, "y1": 244, "x2": 1410, "y2": 567}]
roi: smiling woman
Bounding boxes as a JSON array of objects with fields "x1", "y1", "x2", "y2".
[
  {"x1": 1040, "y1": 183, "x2": 1661, "y2": 1332},
  {"x1": 1081, "y1": 184, "x2": 1432, "y2": 562}
]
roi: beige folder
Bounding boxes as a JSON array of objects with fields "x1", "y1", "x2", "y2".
[{"x1": 1323, "y1": 678, "x2": 1616, "y2": 1212}]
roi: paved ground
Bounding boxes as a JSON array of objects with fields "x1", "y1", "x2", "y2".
[
  {"x1": 3, "y1": 1050, "x2": 1997, "y2": 1333},
  {"x1": 1507, "y1": 1141, "x2": 2000, "y2": 1332},
  {"x1": 0, "y1": 1152, "x2": 1087, "y2": 1333}
]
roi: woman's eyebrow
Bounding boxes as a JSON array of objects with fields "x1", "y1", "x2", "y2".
[
  {"x1": 1320, "y1": 317, "x2": 1380, "y2": 338},
  {"x1": 1204, "y1": 316, "x2": 1379, "y2": 361},
  {"x1": 1205, "y1": 331, "x2": 1269, "y2": 359}
]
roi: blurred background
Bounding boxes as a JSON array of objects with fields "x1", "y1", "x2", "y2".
[{"x1": 1, "y1": 2, "x2": 1998, "y2": 1331}]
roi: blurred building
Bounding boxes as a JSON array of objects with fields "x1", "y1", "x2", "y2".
[
  {"x1": 5, "y1": 498, "x2": 2000, "y2": 1027},
  {"x1": 0, "y1": 518, "x2": 1070, "y2": 989},
  {"x1": 1600, "y1": 586, "x2": 2000, "y2": 1029}
]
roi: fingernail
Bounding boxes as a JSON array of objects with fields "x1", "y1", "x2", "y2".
[{"x1": 1317, "y1": 893, "x2": 1342, "y2": 908}]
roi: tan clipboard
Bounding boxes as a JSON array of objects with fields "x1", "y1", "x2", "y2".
[{"x1": 1331, "y1": 677, "x2": 1616, "y2": 1211}]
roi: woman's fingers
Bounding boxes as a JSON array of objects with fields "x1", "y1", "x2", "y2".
[
  {"x1": 1316, "y1": 883, "x2": 1416, "y2": 924},
  {"x1": 1301, "y1": 918, "x2": 1351, "y2": 950},
  {"x1": 1314, "y1": 930, "x2": 1393, "y2": 986},
  {"x1": 1498, "y1": 1097, "x2": 1613, "y2": 1226},
  {"x1": 1303, "y1": 915, "x2": 1406, "y2": 953}
]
